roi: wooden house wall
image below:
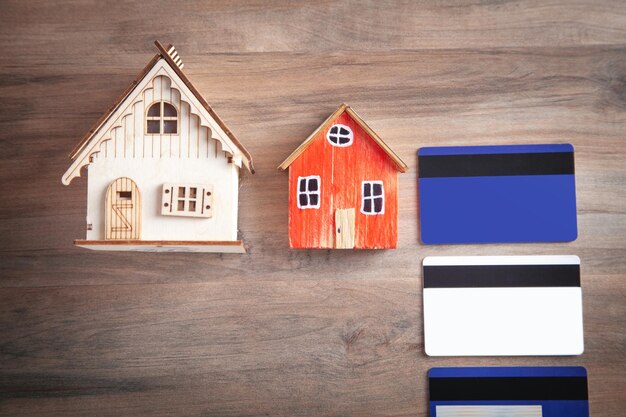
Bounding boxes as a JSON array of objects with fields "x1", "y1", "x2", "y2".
[{"x1": 84, "y1": 74, "x2": 240, "y2": 242}]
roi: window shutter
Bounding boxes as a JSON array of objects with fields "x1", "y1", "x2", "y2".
[
  {"x1": 162, "y1": 184, "x2": 175, "y2": 215},
  {"x1": 200, "y1": 185, "x2": 213, "y2": 217}
]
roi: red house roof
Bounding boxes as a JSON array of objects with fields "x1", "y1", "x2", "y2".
[{"x1": 278, "y1": 104, "x2": 408, "y2": 172}]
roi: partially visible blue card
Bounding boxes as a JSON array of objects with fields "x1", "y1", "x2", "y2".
[
  {"x1": 418, "y1": 144, "x2": 578, "y2": 244},
  {"x1": 429, "y1": 367, "x2": 589, "y2": 417}
]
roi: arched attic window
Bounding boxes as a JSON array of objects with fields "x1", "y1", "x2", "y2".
[{"x1": 146, "y1": 102, "x2": 178, "y2": 134}]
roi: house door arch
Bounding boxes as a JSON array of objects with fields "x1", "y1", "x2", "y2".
[{"x1": 105, "y1": 177, "x2": 141, "y2": 240}]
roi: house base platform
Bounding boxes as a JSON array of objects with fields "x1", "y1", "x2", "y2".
[{"x1": 74, "y1": 240, "x2": 246, "y2": 253}]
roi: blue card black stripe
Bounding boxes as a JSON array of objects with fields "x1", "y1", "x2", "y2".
[
  {"x1": 429, "y1": 376, "x2": 588, "y2": 400},
  {"x1": 419, "y1": 151, "x2": 574, "y2": 178},
  {"x1": 418, "y1": 144, "x2": 578, "y2": 244},
  {"x1": 428, "y1": 367, "x2": 589, "y2": 417}
]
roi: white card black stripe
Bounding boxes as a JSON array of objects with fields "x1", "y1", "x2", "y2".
[
  {"x1": 423, "y1": 264, "x2": 580, "y2": 288},
  {"x1": 423, "y1": 256, "x2": 584, "y2": 356}
]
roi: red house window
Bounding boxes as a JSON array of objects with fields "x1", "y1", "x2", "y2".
[
  {"x1": 362, "y1": 181, "x2": 384, "y2": 215},
  {"x1": 297, "y1": 176, "x2": 321, "y2": 209},
  {"x1": 327, "y1": 124, "x2": 353, "y2": 147}
]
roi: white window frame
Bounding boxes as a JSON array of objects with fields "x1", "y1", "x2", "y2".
[
  {"x1": 146, "y1": 101, "x2": 179, "y2": 135},
  {"x1": 326, "y1": 123, "x2": 354, "y2": 147},
  {"x1": 361, "y1": 180, "x2": 385, "y2": 215},
  {"x1": 161, "y1": 183, "x2": 213, "y2": 218},
  {"x1": 297, "y1": 175, "x2": 321, "y2": 209}
]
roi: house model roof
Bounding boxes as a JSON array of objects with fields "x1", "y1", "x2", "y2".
[
  {"x1": 63, "y1": 41, "x2": 253, "y2": 185},
  {"x1": 278, "y1": 104, "x2": 408, "y2": 172}
]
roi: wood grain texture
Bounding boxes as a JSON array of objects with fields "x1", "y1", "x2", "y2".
[{"x1": 0, "y1": 1, "x2": 625, "y2": 416}]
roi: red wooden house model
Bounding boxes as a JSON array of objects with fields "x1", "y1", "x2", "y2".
[{"x1": 279, "y1": 104, "x2": 408, "y2": 249}]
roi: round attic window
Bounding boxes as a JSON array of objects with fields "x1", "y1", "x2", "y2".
[{"x1": 327, "y1": 124, "x2": 353, "y2": 147}]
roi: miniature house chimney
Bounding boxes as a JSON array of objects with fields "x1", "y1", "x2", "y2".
[{"x1": 166, "y1": 44, "x2": 184, "y2": 69}]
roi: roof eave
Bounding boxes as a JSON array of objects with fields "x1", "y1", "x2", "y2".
[
  {"x1": 344, "y1": 107, "x2": 408, "y2": 173},
  {"x1": 277, "y1": 103, "x2": 348, "y2": 170},
  {"x1": 68, "y1": 53, "x2": 162, "y2": 160},
  {"x1": 153, "y1": 41, "x2": 254, "y2": 174}
]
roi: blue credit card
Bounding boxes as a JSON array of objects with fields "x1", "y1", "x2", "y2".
[
  {"x1": 428, "y1": 367, "x2": 589, "y2": 417},
  {"x1": 418, "y1": 144, "x2": 578, "y2": 244}
]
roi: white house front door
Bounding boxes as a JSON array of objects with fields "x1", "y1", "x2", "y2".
[{"x1": 105, "y1": 177, "x2": 141, "y2": 240}]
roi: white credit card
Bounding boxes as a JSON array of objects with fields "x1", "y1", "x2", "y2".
[{"x1": 423, "y1": 256, "x2": 584, "y2": 356}]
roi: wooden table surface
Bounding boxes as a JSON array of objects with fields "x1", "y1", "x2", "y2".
[{"x1": 1, "y1": 1, "x2": 625, "y2": 416}]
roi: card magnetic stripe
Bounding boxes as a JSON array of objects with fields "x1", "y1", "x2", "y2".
[
  {"x1": 419, "y1": 151, "x2": 574, "y2": 178},
  {"x1": 423, "y1": 264, "x2": 580, "y2": 288},
  {"x1": 429, "y1": 376, "x2": 588, "y2": 401}
]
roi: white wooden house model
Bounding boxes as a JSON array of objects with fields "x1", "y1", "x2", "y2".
[{"x1": 62, "y1": 41, "x2": 254, "y2": 252}]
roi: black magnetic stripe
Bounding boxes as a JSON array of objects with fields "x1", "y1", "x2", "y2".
[
  {"x1": 423, "y1": 264, "x2": 580, "y2": 288},
  {"x1": 429, "y1": 376, "x2": 588, "y2": 401},
  {"x1": 418, "y1": 152, "x2": 574, "y2": 178}
]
